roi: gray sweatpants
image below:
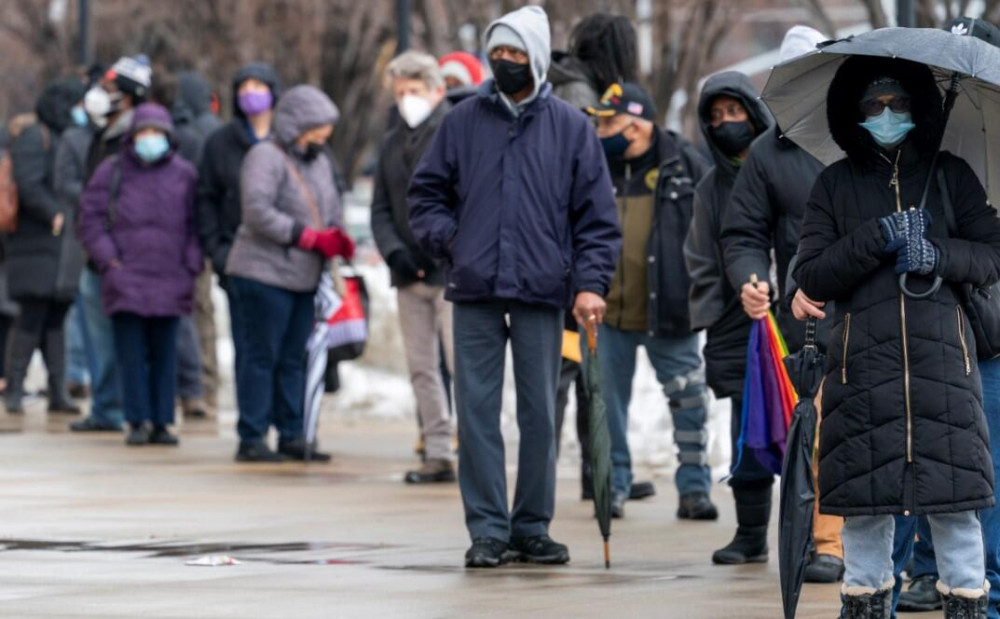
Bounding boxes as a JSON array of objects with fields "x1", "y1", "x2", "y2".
[
  {"x1": 453, "y1": 299, "x2": 562, "y2": 542},
  {"x1": 397, "y1": 283, "x2": 454, "y2": 461}
]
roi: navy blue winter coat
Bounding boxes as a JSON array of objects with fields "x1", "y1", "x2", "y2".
[{"x1": 408, "y1": 81, "x2": 620, "y2": 309}]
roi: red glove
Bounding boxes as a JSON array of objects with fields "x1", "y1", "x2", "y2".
[
  {"x1": 297, "y1": 226, "x2": 320, "y2": 251},
  {"x1": 315, "y1": 227, "x2": 355, "y2": 260}
]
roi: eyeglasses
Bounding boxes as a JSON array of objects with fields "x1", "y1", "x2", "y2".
[{"x1": 860, "y1": 96, "x2": 911, "y2": 117}]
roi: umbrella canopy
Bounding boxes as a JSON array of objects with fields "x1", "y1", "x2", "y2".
[
  {"x1": 582, "y1": 322, "x2": 613, "y2": 569},
  {"x1": 778, "y1": 317, "x2": 826, "y2": 619},
  {"x1": 762, "y1": 27, "x2": 1000, "y2": 207},
  {"x1": 304, "y1": 273, "x2": 343, "y2": 451},
  {"x1": 733, "y1": 309, "x2": 797, "y2": 477}
]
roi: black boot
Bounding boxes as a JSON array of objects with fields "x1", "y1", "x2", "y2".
[
  {"x1": 712, "y1": 484, "x2": 771, "y2": 565},
  {"x1": 842, "y1": 585, "x2": 892, "y2": 619},
  {"x1": 3, "y1": 327, "x2": 37, "y2": 414},
  {"x1": 41, "y1": 328, "x2": 80, "y2": 414},
  {"x1": 942, "y1": 584, "x2": 988, "y2": 619}
]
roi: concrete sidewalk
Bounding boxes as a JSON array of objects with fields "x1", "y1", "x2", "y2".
[{"x1": 0, "y1": 411, "x2": 855, "y2": 618}]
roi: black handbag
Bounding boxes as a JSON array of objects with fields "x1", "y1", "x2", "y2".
[{"x1": 938, "y1": 166, "x2": 1000, "y2": 361}]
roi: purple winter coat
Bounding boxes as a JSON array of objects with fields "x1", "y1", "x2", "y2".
[{"x1": 79, "y1": 103, "x2": 203, "y2": 317}]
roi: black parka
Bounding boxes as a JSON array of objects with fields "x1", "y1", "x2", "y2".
[
  {"x1": 684, "y1": 71, "x2": 773, "y2": 397},
  {"x1": 795, "y1": 56, "x2": 1000, "y2": 516}
]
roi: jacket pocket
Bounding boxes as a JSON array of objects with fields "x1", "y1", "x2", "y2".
[
  {"x1": 957, "y1": 305, "x2": 972, "y2": 376},
  {"x1": 841, "y1": 313, "x2": 851, "y2": 385}
]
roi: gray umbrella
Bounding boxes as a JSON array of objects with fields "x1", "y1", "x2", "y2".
[{"x1": 762, "y1": 27, "x2": 1000, "y2": 208}]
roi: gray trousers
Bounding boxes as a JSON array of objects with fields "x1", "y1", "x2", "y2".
[
  {"x1": 397, "y1": 283, "x2": 454, "y2": 461},
  {"x1": 454, "y1": 300, "x2": 562, "y2": 542}
]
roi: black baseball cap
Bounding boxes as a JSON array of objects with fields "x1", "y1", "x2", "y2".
[{"x1": 586, "y1": 82, "x2": 657, "y2": 122}]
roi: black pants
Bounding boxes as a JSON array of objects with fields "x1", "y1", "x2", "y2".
[{"x1": 8, "y1": 297, "x2": 71, "y2": 384}]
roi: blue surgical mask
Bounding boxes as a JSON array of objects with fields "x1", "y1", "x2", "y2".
[
  {"x1": 859, "y1": 107, "x2": 915, "y2": 149},
  {"x1": 71, "y1": 106, "x2": 88, "y2": 128},
  {"x1": 134, "y1": 134, "x2": 170, "y2": 163},
  {"x1": 600, "y1": 132, "x2": 631, "y2": 159}
]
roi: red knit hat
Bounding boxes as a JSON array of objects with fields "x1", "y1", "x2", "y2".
[{"x1": 438, "y1": 51, "x2": 484, "y2": 87}]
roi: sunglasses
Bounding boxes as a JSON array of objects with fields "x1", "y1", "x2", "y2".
[{"x1": 860, "y1": 96, "x2": 911, "y2": 117}]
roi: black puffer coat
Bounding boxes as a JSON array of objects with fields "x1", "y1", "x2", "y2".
[
  {"x1": 684, "y1": 71, "x2": 773, "y2": 398},
  {"x1": 795, "y1": 56, "x2": 1000, "y2": 516}
]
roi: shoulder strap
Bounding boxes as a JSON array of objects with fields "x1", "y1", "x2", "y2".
[
  {"x1": 104, "y1": 156, "x2": 123, "y2": 231},
  {"x1": 283, "y1": 155, "x2": 323, "y2": 228},
  {"x1": 937, "y1": 165, "x2": 957, "y2": 237}
]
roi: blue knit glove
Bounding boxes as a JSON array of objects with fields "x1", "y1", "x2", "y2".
[{"x1": 881, "y1": 208, "x2": 938, "y2": 275}]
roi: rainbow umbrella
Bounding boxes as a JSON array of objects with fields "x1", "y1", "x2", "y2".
[{"x1": 732, "y1": 309, "x2": 797, "y2": 477}]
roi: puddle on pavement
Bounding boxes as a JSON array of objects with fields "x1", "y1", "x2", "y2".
[
  {"x1": 0, "y1": 539, "x2": 390, "y2": 566},
  {"x1": 379, "y1": 564, "x2": 702, "y2": 586}
]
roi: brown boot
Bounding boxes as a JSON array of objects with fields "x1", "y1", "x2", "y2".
[{"x1": 404, "y1": 458, "x2": 456, "y2": 484}]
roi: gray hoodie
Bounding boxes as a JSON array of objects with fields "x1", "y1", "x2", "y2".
[
  {"x1": 225, "y1": 85, "x2": 342, "y2": 293},
  {"x1": 484, "y1": 6, "x2": 551, "y2": 115}
]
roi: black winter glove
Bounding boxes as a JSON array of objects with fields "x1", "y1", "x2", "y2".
[{"x1": 388, "y1": 250, "x2": 426, "y2": 280}]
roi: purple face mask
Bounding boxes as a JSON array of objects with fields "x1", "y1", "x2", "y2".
[{"x1": 238, "y1": 90, "x2": 273, "y2": 116}]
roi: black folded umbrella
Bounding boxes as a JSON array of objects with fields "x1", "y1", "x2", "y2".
[
  {"x1": 582, "y1": 321, "x2": 613, "y2": 569},
  {"x1": 779, "y1": 317, "x2": 825, "y2": 619}
]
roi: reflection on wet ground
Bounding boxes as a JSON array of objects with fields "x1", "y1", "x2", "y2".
[{"x1": 0, "y1": 539, "x2": 389, "y2": 565}]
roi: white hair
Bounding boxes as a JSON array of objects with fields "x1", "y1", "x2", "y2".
[{"x1": 384, "y1": 51, "x2": 445, "y2": 91}]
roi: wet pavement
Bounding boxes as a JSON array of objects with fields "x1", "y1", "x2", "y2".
[{"x1": 0, "y1": 411, "x2": 875, "y2": 618}]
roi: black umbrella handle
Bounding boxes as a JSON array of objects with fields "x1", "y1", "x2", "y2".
[{"x1": 899, "y1": 273, "x2": 943, "y2": 299}]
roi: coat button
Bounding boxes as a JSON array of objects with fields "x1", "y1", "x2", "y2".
[
  {"x1": 649, "y1": 293, "x2": 656, "y2": 300},
  {"x1": 670, "y1": 191, "x2": 679, "y2": 200},
  {"x1": 903, "y1": 510, "x2": 910, "y2": 516},
  {"x1": 648, "y1": 330, "x2": 655, "y2": 337},
  {"x1": 648, "y1": 256, "x2": 655, "y2": 264}
]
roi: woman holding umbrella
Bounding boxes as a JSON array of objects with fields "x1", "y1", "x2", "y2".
[{"x1": 795, "y1": 55, "x2": 1000, "y2": 618}]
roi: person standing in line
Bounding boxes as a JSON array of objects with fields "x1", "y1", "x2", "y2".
[
  {"x1": 410, "y1": 6, "x2": 620, "y2": 568},
  {"x1": 225, "y1": 85, "x2": 353, "y2": 463},
  {"x1": 684, "y1": 71, "x2": 773, "y2": 565},
  {"x1": 78, "y1": 103, "x2": 201, "y2": 446},
  {"x1": 4, "y1": 77, "x2": 88, "y2": 416},
  {"x1": 371, "y1": 51, "x2": 457, "y2": 485},
  {"x1": 70, "y1": 55, "x2": 152, "y2": 433}
]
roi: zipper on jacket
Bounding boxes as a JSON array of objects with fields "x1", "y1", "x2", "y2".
[
  {"x1": 881, "y1": 150, "x2": 914, "y2": 463},
  {"x1": 957, "y1": 305, "x2": 972, "y2": 376},
  {"x1": 841, "y1": 313, "x2": 851, "y2": 385},
  {"x1": 616, "y1": 164, "x2": 631, "y2": 330}
]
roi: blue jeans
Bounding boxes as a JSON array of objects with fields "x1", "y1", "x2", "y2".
[
  {"x1": 891, "y1": 357, "x2": 1000, "y2": 618},
  {"x1": 65, "y1": 297, "x2": 92, "y2": 386},
  {"x1": 78, "y1": 269, "x2": 124, "y2": 426},
  {"x1": 176, "y1": 316, "x2": 203, "y2": 400},
  {"x1": 228, "y1": 276, "x2": 313, "y2": 446},
  {"x1": 112, "y1": 313, "x2": 179, "y2": 427},
  {"x1": 846, "y1": 513, "x2": 984, "y2": 592},
  {"x1": 597, "y1": 326, "x2": 711, "y2": 497},
  {"x1": 453, "y1": 300, "x2": 561, "y2": 542}
]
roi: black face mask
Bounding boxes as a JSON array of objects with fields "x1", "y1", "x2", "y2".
[
  {"x1": 710, "y1": 121, "x2": 755, "y2": 158},
  {"x1": 302, "y1": 142, "x2": 324, "y2": 162},
  {"x1": 490, "y1": 59, "x2": 532, "y2": 96}
]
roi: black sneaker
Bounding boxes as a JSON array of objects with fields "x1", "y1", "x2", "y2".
[
  {"x1": 464, "y1": 537, "x2": 510, "y2": 568},
  {"x1": 509, "y1": 535, "x2": 570, "y2": 565},
  {"x1": 236, "y1": 442, "x2": 287, "y2": 463},
  {"x1": 278, "y1": 438, "x2": 332, "y2": 463},
  {"x1": 126, "y1": 424, "x2": 151, "y2": 446},
  {"x1": 404, "y1": 459, "x2": 456, "y2": 484},
  {"x1": 677, "y1": 492, "x2": 719, "y2": 521},
  {"x1": 70, "y1": 417, "x2": 123, "y2": 432},
  {"x1": 630, "y1": 481, "x2": 657, "y2": 501},
  {"x1": 149, "y1": 426, "x2": 179, "y2": 446},
  {"x1": 804, "y1": 553, "x2": 845, "y2": 584},
  {"x1": 897, "y1": 575, "x2": 943, "y2": 612}
]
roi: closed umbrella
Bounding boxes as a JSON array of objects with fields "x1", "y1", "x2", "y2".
[
  {"x1": 779, "y1": 317, "x2": 825, "y2": 619},
  {"x1": 304, "y1": 273, "x2": 342, "y2": 457},
  {"x1": 582, "y1": 321, "x2": 613, "y2": 569}
]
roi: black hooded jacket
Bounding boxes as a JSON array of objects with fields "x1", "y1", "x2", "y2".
[
  {"x1": 196, "y1": 63, "x2": 282, "y2": 277},
  {"x1": 795, "y1": 56, "x2": 1000, "y2": 516},
  {"x1": 173, "y1": 71, "x2": 222, "y2": 165},
  {"x1": 684, "y1": 71, "x2": 772, "y2": 397},
  {"x1": 7, "y1": 77, "x2": 87, "y2": 300}
]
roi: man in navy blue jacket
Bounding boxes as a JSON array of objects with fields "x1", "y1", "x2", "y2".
[{"x1": 409, "y1": 6, "x2": 620, "y2": 569}]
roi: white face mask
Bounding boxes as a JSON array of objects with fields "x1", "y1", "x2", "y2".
[
  {"x1": 83, "y1": 87, "x2": 111, "y2": 128},
  {"x1": 398, "y1": 94, "x2": 433, "y2": 129}
]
